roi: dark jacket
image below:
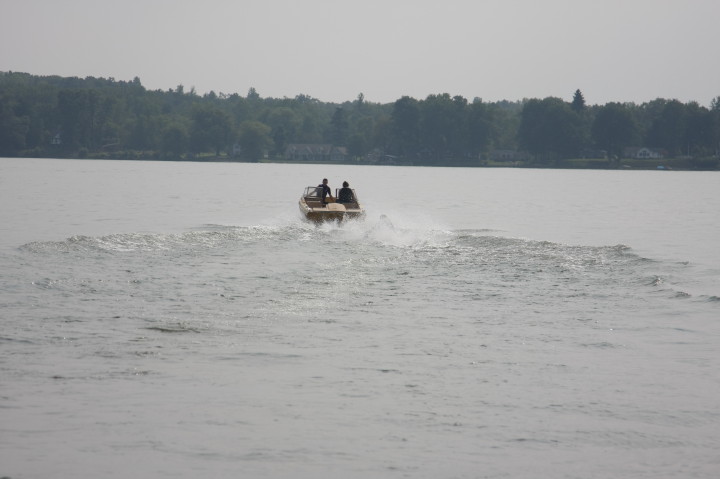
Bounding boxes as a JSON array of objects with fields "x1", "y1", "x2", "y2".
[
  {"x1": 318, "y1": 183, "x2": 332, "y2": 201},
  {"x1": 338, "y1": 187, "x2": 354, "y2": 203}
]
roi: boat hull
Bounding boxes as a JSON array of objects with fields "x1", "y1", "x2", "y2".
[{"x1": 299, "y1": 200, "x2": 364, "y2": 223}]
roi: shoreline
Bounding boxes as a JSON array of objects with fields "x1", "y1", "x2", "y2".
[{"x1": 2, "y1": 154, "x2": 718, "y2": 171}]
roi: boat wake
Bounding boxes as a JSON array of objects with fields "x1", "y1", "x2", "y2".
[{"x1": 15, "y1": 215, "x2": 716, "y2": 304}]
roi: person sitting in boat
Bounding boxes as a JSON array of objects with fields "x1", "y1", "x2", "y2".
[
  {"x1": 317, "y1": 178, "x2": 333, "y2": 205},
  {"x1": 337, "y1": 181, "x2": 354, "y2": 204}
]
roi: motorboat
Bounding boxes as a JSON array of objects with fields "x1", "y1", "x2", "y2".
[{"x1": 299, "y1": 185, "x2": 365, "y2": 223}]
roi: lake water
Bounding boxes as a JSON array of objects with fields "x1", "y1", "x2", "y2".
[{"x1": 1, "y1": 158, "x2": 719, "y2": 478}]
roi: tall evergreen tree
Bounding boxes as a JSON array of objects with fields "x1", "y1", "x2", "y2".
[{"x1": 571, "y1": 89, "x2": 586, "y2": 112}]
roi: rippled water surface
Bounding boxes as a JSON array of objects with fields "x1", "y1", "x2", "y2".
[{"x1": 1, "y1": 159, "x2": 719, "y2": 478}]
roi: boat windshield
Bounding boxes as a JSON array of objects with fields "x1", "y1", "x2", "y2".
[{"x1": 303, "y1": 186, "x2": 323, "y2": 198}]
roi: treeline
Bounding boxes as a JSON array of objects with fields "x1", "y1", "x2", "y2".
[{"x1": 1, "y1": 71, "x2": 718, "y2": 168}]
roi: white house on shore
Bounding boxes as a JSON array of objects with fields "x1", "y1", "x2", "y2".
[{"x1": 623, "y1": 147, "x2": 666, "y2": 159}]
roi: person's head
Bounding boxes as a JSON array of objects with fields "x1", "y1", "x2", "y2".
[
  {"x1": 322, "y1": 178, "x2": 328, "y2": 184},
  {"x1": 342, "y1": 181, "x2": 349, "y2": 187}
]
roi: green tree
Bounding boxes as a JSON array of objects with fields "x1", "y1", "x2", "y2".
[
  {"x1": 389, "y1": 96, "x2": 420, "y2": 158},
  {"x1": 418, "y1": 94, "x2": 468, "y2": 163},
  {"x1": 355, "y1": 93, "x2": 365, "y2": 110},
  {"x1": 329, "y1": 107, "x2": 349, "y2": 145},
  {"x1": 237, "y1": 120, "x2": 274, "y2": 161},
  {"x1": 295, "y1": 112, "x2": 323, "y2": 143},
  {"x1": 372, "y1": 115, "x2": 392, "y2": 152},
  {"x1": 247, "y1": 87, "x2": 260, "y2": 101},
  {"x1": 160, "y1": 121, "x2": 189, "y2": 158},
  {"x1": 466, "y1": 99, "x2": 496, "y2": 158},
  {"x1": 490, "y1": 101, "x2": 523, "y2": 150},
  {"x1": 126, "y1": 115, "x2": 156, "y2": 150},
  {"x1": 591, "y1": 102, "x2": 638, "y2": 158},
  {"x1": 57, "y1": 89, "x2": 99, "y2": 150},
  {"x1": 263, "y1": 107, "x2": 301, "y2": 156},
  {"x1": 683, "y1": 102, "x2": 717, "y2": 157},
  {"x1": 645, "y1": 99, "x2": 686, "y2": 155},
  {"x1": 571, "y1": 89, "x2": 586, "y2": 112},
  {"x1": 189, "y1": 105, "x2": 234, "y2": 155},
  {"x1": 518, "y1": 97, "x2": 585, "y2": 162},
  {"x1": 0, "y1": 97, "x2": 29, "y2": 155},
  {"x1": 711, "y1": 96, "x2": 720, "y2": 111},
  {"x1": 346, "y1": 116, "x2": 374, "y2": 157}
]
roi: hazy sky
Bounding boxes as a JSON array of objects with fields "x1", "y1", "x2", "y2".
[{"x1": 2, "y1": 0, "x2": 718, "y2": 105}]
